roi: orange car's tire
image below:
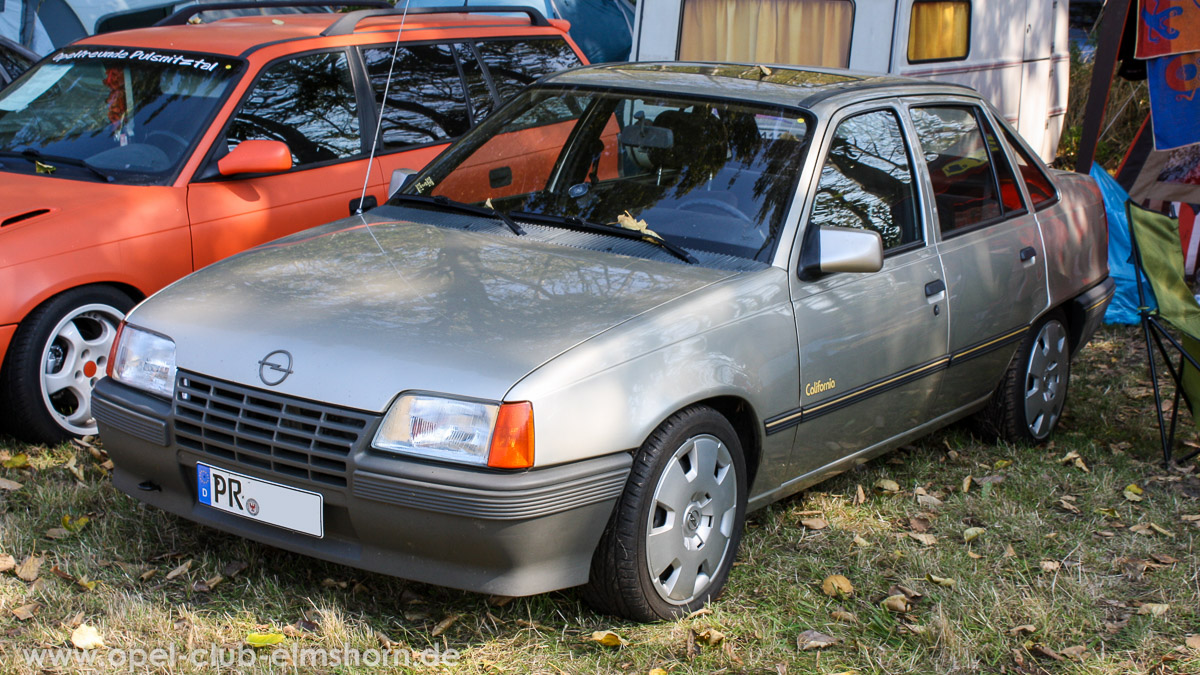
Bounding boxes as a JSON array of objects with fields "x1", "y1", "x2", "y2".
[
  {"x1": 0, "y1": 287, "x2": 132, "y2": 444},
  {"x1": 581, "y1": 406, "x2": 746, "y2": 621}
]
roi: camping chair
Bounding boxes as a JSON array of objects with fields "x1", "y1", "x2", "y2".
[{"x1": 1127, "y1": 200, "x2": 1200, "y2": 465}]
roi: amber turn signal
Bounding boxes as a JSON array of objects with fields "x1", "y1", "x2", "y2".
[
  {"x1": 105, "y1": 320, "x2": 126, "y2": 378},
  {"x1": 488, "y1": 401, "x2": 534, "y2": 468}
]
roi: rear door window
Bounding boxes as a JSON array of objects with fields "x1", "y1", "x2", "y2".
[
  {"x1": 473, "y1": 38, "x2": 582, "y2": 101},
  {"x1": 227, "y1": 50, "x2": 361, "y2": 167},
  {"x1": 361, "y1": 44, "x2": 470, "y2": 149}
]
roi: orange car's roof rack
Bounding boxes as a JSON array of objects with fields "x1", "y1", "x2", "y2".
[
  {"x1": 155, "y1": 0, "x2": 391, "y2": 27},
  {"x1": 321, "y1": 5, "x2": 552, "y2": 36}
]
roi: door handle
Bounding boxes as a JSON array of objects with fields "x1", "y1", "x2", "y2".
[
  {"x1": 350, "y1": 195, "x2": 377, "y2": 214},
  {"x1": 1020, "y1": 246, "x2": 1037, "y2": 262},
  {"x1": 925, "y1": 279, "x2": 946, "y2": 297}
]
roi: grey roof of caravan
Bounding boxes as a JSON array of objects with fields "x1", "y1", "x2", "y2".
[{"x1": 546, "y1": 61, "x2": 980, "y2": 109}]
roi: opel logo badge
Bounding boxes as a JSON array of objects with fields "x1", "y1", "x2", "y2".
[{"x1": 258, "y1": 350, "x2": 293, "y2": 386}]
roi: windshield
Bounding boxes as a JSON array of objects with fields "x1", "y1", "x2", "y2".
[
  {"x1": 402, "y1": 87, "x2": 811, "y2": 264},
  {"x1": 0, "y1": 46, "x2": 242, "y2": 184}
]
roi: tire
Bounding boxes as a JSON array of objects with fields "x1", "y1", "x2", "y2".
[
  {"x1": 0, "y1": 286, "x2": 133, "y2": 444},
  {"x1": 581, "y1": 406, "x2": 747, "y2": 621},
  {"x1": 985, "y1": 312, "x2": 1071, "y2": 443}
]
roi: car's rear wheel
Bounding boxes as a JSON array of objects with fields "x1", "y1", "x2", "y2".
[
  {"x1": 985, "y1": 311, "x2": 1071, "y2": 443},
  {"x1": 582, "y1": 406, "x2": 746, "y2": 621},
  {"x1": 0, "y1": 287, "x2": 132, "y2": 444}
]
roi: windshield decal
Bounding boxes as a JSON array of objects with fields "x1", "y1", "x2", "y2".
[{"x1": 52, "y1": 48, "x2": 235, "y2": 73}]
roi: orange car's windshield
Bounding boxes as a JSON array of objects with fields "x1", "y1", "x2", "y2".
[
  {"x1": 404, "y1": 87, "x2": 811, "y2": 264},
  {"x1": 0, "y1": 46, "x2": 242, "y2": 185}
]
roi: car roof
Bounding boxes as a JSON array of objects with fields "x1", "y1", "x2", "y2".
[
  {"x1": 543, "y1": 62, "x2": 980, "y2": 111},
  {"x1": 73, "y1": 11, "x2": 565, "y2": 58}
]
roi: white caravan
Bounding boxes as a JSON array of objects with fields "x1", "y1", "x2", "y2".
[{"x1": 631, "y1": 0, "x2": 1069, "y2": 161}]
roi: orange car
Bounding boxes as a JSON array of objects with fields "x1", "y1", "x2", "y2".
[{"x1": 0, "y1": 4, "x2": 585, "y2": 443}]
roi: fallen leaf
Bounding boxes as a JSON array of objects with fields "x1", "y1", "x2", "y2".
[
  {"x1": 193, "y1": 575, "x2": 223, "y2": 592},
  {"x1": 246, "y1": 632, "x2": 285, "y2": 648},
  {"x1": 962, "y1": 475, "x2": 972, "y2": 493},
  {"x1": 852, "y1": 534, "x2": 871, "y2": 548},
  {"x1": 917, "y1": 493, "x2": 943, "y2": 507},
  {"x1": 431, "y1": 614, "x2": 459, "y2": 637},
  {"x1": 1123, "y1": 484, "x2": 1144, "y2": 502},
  {"x1": 3, "y1": 453, "x2": 29, "y2": 469},
  {"x1": 15, "y1": 555, "x2": 42, "y2": 582},
  {"x1": 874, "y1": 479, "x2": 900, "y2": 493},
  {"x1": 221, "y1": 560, "x2": 248, "y2": 578},
  {"x1": 165, "y1": 560, "x2": 192, "y2": 580},
  {"x1": 616, "y1": 210, "x2": 658, "y2": 238},
  {"x1": 1032, "y1": 644, "x2": 1063, "y2": 661},
  {"x1": 963, "y1": 527, "x2": 985, "y2": 543},
  {"x1": 649, "y1": 669, "x2": 668, "y2": 675},
  {"x1": 1181, "y1": 514, "x2": 1200, "y2": 522},
  {"x1": 831, "y1": 610, "x2": 858, "y2": 624},
  {"x1": 0, "y1": 554, "x2": 15, "y2": 573},
  {"x1": 994, "y1": 459, "x2": 1013, "y2": 470},
  {"x1": 1009, "y1": 624, "x2": 1037, "y2": 636},
  {"x1": 1096, "y1": 507, "x2": 1119, "y2": 518},
  {"x1": 12, "y1": 603, "x2": 40, "y2": 620},
  {"x1": 801, "y1": 518, "x2": 829, "y2": 530},
  {"x1": 76, "y1": 577, "x2": 97, "y2": 591},
  {"x1": 1040, "y1": 560, "x2": 1061, "y2": 572},
  {"x1": 139, "y1": 569, "x2": 157, "y2": 581},
  {"x1": 795, "y1": 629, "x2": 838, "y2": 650},
  {"x1": 926, "y1": 573, "x2": 955, "y2": 587},
  {"x1": 854, "y1": 484, "x2": 866, "y2": 504},
  {"x1": 50, "y1": 565, "x2": 76, "y2": 582},
  {"x1": 1151, "y1": 553, "x2": 1181, "y2": 564},
  {"x1": 881, "y1": 594, "x2": 910, "y2": 612},
  {"x1": 696, "y1": 628, "x2": 724, "y2": 646},
  {"x1": 909, "y1": 532, "x2": 937, "y2": 546},
  {"x1": 1149, "y1": 522, "x2": 1175, "y2": 537},
  {"x1": 967, "y1": 550, "x2": 983, "y2": 559},
  {"x1": 1058, "y1": 498, "x2": 1081, "y2": 514},
  {"x1": 1138, "y1": 603, "x2": 1169, "y2": 617},
  {"x1": 0, "y1": 477, "x2": 22, "y2": 490},
  {"x1": 909, "y1": 517, "x2": 931, "y2": 533},
  {"x1": 71, "y1": 624, "x2": 105, "y2": 650},
  {"x1": 821, "y1": 574, "x2": 853, "y2": 597},
  {"x1": 1060, "y1": 645, "x2": 1086, "y2": 659},
  {"x1": 62, "y1": 514, "x2": 89, "y2": 533},
  {"x1": 63, "y1": 456, "x2": 85, "y2": 484},
  {"x1": 684, "y1": 607, "x2": 712, "y2": 620},
  {"x1": 45, "y1": 528, "x2": 72, "y2": 539},
  {"x1": 590, "y1": 630, "x2": 627, "y2": 648},
  {"x1": 1186, "y1": 635, "x2": 1200, "y2": 650}
]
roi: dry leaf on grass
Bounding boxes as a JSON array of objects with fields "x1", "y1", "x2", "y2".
[
  {"x1": 831, "y1": 610, "x2": 858, "y2": 624},
  {"x1": 962, "y1": 475, "x2": 972, "y2": 493},
  {"x1": 874, "y1": 479, "x2": 900, "y2": 493},
  {"x1": 12, "y1": 603, "x2": 40, "y2": 620},
  {"x1": 246, "y1": 632, "x2": 285, "y2": 648},
  {"x1": 71, "y1": 624, "x2": 105, "y2": 650},
  {"x1": 221, "y1": 560, "x2": 249, "y2": 577},
  {"x1": 1185, "y1": 635, "x2": 1200, "y2": 650},
  {"x1": 1123, "y1": 484, "x2": 1144, "y2": 502},
  {"x1": 852, "y1": 534, "x2": 871, "y2": 548},
  {"x1": 139, "y1": 569, "x2": 157, "y2": 581},
  {"x1": 1040, "y1": 560, "x2": 1061, "y2": 572},
  {"x1": 1058, "y1": 498, "x2": 1081, "y2": 514},
  {"x1": 695, "y1": 628, "x2": 724, "y2": 646},
  {"x1": 926, "y1": 573, "x2": 955, "y2": 587},
  {"x1": 881, "y1": 594, "x2": 910, "y2": 612},
  {"x1": 963, "y1": 527, "x2": 985, "y2": 543},
  {"x1": 1060, "y1": 645, "x2": 1087, "y2": 660},
  {"x1": 1059, "y1": 451, "x2": 1089, "y2": 472},
  {"x1": 967, "y1": 550, "x2": 983, "y2": 559},
  {"x1": 795, "y1": 629, "x2": 838, "y2": 650},
  {"x1": 917, "y1": 493, "x2": 944, "y2": 507},
  {"x1": 0, "y1": 553, "x2": 14, "y2": 573},
  {"x1": 0, "y1": 477, "x2": 22, "y2": 490},
  {"x1": 3, "y1": 453, "x2": 29, "y2": 469},
  {"x1": 1138, "y1": 603, "x2": 1169, "y2": 617},
  {"x1": 649, "y1": 669, "x2": 668, "y2": 675},
  {"x1": 193, "y1": 575, "x2": 223, "y2": 593},
  {"x1": 589, "y1": 630, "x2": 627, "y2": 648},
  {"x1": 15, "y1": 555, "x2": 42, "y2": 582},
  {"x1": 165, "y1": 560, "x2": 192, "y2": 580},
  {"x1": 994, "y1": 459, "x2": 1013, "y2": 470},
  {"x1": 801, "y1": 518, "x2": 829, "y2": 530},
  {"x1": 908, "y1": 532, "x2": 937, "y2": 546},
  {"x1": 1009, "y1": 624, "x2": 1037, "y2": 636},
  {"x1": 909, "y1": 516, "x2": 931, "y2": 532},
  {"x1": 821, "y1": 574, "x2": 853, "y2": 597},
  {"x1": 430, "y1": 614, "x2": 459, "y2": 637},
  {"x1": 1151, "y1": 553, "x2": 1181, "y2": 564},
  {"x1": 854, "y1": 484, "x2": 866, "y2": 504},
  {"x1": 44, "y1": 528, "x2": 72, "y2": 540},
  {"x1": 1096, "y1": 507, "x2": 1119, "y2": 518}
]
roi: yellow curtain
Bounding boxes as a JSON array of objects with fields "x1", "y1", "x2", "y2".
[
  {"x1": 908, "y1": 1, "x2": 970, "y2": 62},
  {"x1": 679, "y1": 0, "x2": 853, "y2": 68}
]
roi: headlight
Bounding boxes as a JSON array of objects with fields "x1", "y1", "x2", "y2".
[
  {"x1": 373, "y1": 394, "x2": 534, "y2": 468},
  {"x1": 109, "y1": 323, "x2": 177, "y2": 398}
]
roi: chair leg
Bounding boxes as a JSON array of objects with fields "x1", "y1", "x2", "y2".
[{"x1": 1143, "y1": 318, "x2": 1174, "y2": 465}]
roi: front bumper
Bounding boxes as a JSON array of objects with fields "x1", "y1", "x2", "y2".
[{"x1": 94, "y1": 376, "x2": 631, "y2": 597}]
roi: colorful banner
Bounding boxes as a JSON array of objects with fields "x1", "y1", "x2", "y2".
[
  {"x1": 1137, "y1": 0, "x2": 1200, "y2": 59},
  {"x1": 1147, "y1": 53, "x2": 1200, "y2": 150}
]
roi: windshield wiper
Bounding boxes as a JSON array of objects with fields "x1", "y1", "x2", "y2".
[
  {"x1": 510, "y1": 211, "x2": 698, "y2": 265},
  {"x1": 390, "y1": 193, "x2": 524, "y2": 236},
  {"x1": 0, "y1": 149, "x2": 114, "y2": 183}
]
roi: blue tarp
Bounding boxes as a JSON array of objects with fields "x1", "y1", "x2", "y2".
[{"x1": 1093, "y1": 163, "x2": 1153, "y2": 324}]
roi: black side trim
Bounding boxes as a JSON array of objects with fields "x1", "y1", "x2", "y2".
[{"x1": 947, "y1": 326, "x2": 1028, "y2": 366}]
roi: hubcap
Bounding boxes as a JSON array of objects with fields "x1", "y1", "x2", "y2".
[
  {"x1": 40, "y1": 303, "x2": 125, "y2": 436},
  {"x1": 645, "y1": 434, "x2": 738, "y2": 605},
  {"x1": 1023, "y1": 319, "x2": 1068, "y2": 439}
]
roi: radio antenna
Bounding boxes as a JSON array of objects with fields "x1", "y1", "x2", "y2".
[{"x1": 356, "y1": 0, "x2": 413, "y2": 214}]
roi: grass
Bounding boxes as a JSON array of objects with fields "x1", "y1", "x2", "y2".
[{"x1": 1, "y1": 325, "x2": 1199, "y2": 674}]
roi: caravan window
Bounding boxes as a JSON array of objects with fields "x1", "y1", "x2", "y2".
[
  {"x1": 678, "y1": 0, "x2": 853, "y2": 68},
  {"x1": 908, "y1": 1, "x2": 970, "y2": 63}
]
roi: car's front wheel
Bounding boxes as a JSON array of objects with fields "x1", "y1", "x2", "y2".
[
  {"x1": 985, "y1": 311, "x2": 1071, "y2": 443},
  {"x1": 0, "y1": 286, "x2": 132, "y2": 444},
  {"x1": 582, "y1": 406, "x2": 747, "y2": 621}
]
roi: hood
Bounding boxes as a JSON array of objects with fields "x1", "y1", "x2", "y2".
[
  {"x1": 131, "y1": 213, "x2": 733, "y2": 412},
  {"x1": 0, "y1": 170, "x2": 184, "y2": 269}
]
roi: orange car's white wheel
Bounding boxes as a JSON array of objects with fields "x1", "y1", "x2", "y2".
[{"x1": 1, "y1": 287, "x2": 132, "y2": 444}]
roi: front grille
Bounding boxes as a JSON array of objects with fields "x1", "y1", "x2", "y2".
[{"x1": 173, "y1": 372, "x2": 373, "y2": 488}]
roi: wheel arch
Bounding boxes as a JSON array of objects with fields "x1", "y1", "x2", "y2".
[{"x1": 689, "y1": 395, "x2": 763, "y2": 490}]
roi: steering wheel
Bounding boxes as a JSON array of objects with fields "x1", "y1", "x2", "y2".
[
  {"x1": 145, "y1": 130, "x2": 190, "y2": 158},
  {"x1": 679, "y1": 198, "x2": 752, "y2": 221}
]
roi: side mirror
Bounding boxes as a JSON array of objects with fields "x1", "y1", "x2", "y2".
[
  {"x1": 388, "y1": 168, "x2": 417, "y2": 197},
  {"x1": 218, "y1": 140, "x2": 292, "y2": 177},
  {"x1": 813, "y1": 226, "x2": 884, "y2": 274}
]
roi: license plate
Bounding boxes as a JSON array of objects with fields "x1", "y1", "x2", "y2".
[{"x1": 196, "y1": 463, "x2": 323, "y2": 537}]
